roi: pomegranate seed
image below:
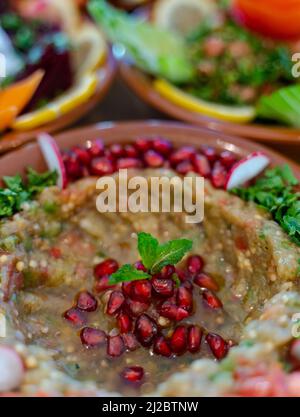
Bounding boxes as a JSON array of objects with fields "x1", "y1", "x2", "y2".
[
  {"x1": 153, "y1": 336, "x2": 172, "y2": 357},
  {"x1": 123, "y1": 333, "x2": 139, "y2": 351},
  {"x1": 144, "y1": 150, "x2": 165, "y2": 168},
  {"x1": 159, "y1": 302, "x2": 189, "y2": 321},
  {"x1": 182, "y1": 280, "x2": 193, "y2": 291},
  {"x1": 117, "y1": 313, "x2": 132, "y2": 333},
  {"x1": 134, "y1": 261, "x2": 147, "y2": 272},
  {"x1": 63, "y1": 307, "x2": 86, "y2": 326},
  {"x1": 153, "y1": 138, "x2": 173, "y2": 156},
  {"x1": 87, "y1": 139, "x2": 104, "y2": 157},
  {"x1": 76, "y1": 291, "x2": 98, "y2": 312},
  {"x1": 134, "y1": 138, "x2": 152, "y2": 152},
  {"x1": 201, "y1": 146, "x2": 217, "y2": 164},
  {"x1": 116, "y1": 158, "x2": 143, "y2": 170},
  {"x1": 219, "y1": 151, "x2": 236, "y2": 168},
  {"x1": 94, "y1": 259, "x2": 119, "y2": 278},
  {"x1": 125, "y1": 298, "x2": 150, "y2": 317},
  {"x1": 134, "y1": 314, "x2": 158, "y2": 347},
  {"x1": 289, "y1": 339, "x2": 300, "y2": 369},
  {"x1": 90, "y1": 157, "x2": 115, "y2": 176},
  {"x1": 177, "y1": 286, "x2": 193, "y2": 312},
  {"x1": 151, "y1": 276, "x2": 174, "y2": 298},
  {"x1": 194, "y1": 273, "x2": 219, "y2": 292},
  {"x1": 109, "y1": 143, "x2": 124, "y2": 158},
  {"x1": 72, "y1": 146, "x2": 91, "y2": 166},
  {"x1": 206, "y1": 333, "x2": 229, "y2": 360},
  {"x1": 202, "y1": 290, "x2": 223, "y2": 309},
  {"x1": 161, "y1": 265, "x2": 175, "y2": 278},
  {"x1": 176, "y1": 160, "x2": 195, "y2": 175},
  {"x1": 211, "y1": 161, "x2": 227, "y2": 189},
  {"x1": 94, "y1": 275, "x2": 115, "y2": 293},
  {"x1": 122, "y1": 281, "x2": 133, "y2": 297},
  {"x1": 186, "y1": 255, "x2": 204, "y2": 275},
  {"x1": 107, "y1": 335, "x2": 125, "y2": 357},
  {"x1": 121, "y1": 366, "x2": 144, "y2": 384},
  {"x1": 124, "y1": 144, "x2": 138, "y2": 158},
  {"x1": 192, "y1": 154, "x2": 211, "y2": 178},
  {"x1": 64, "y1": 155, "x2": 83, "y2": 180},
  {"x1": 169, "y1": 146, "x2": 195, "y2": 165},
  {"x1": 80, "y1": 327, "x2": 106, "y2": 348},
  {"x1": 107, "y1": 291, "x2": 125, "y2": 315},
  {"x1": 187, "y1": 326, "x2": 202, "y2": 353},
  {"x1": 176, "y1": 269, "x2": 188, "y2": 282},
  {"x1": 170, "y1": 326, "x2": 187, "y2": 354},
  {"x1": 130, "y1": 280, "x2": 152, "y2": 302}
]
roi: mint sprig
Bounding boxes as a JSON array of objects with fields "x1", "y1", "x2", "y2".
[
  {"x1": 109, "y1": 264, "x2": 151, "y2": 285},
  {"x1": 109, "y1": 232, "x2": 193, "y2": 284}
]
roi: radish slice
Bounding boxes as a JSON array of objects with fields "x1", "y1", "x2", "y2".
[
  {"x1": 38, "y1": 133, "x2": 67, "y2": 189},
  {"x1": 0, "y1": 346, "x2": 24, "y2": 392},
  {"x1": 225, "y1": 151, "x2": 270, "y2": 190}
]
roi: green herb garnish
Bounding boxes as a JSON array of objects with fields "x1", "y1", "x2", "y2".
[
  {"x1": 109, "y1": 232, "x2": 193, "y2": 284},
  {"x1": 0, "y1": 169, "x2": 57, "y2": 219},
  {"x1": 232, "y1": 165, "x2": 300, "y2": 246}
]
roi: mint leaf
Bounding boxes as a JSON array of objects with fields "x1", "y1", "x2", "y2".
[
  {"x1": 3, "y1": 174, "x2": 24, "y2": 193},
  {"x1": 109, "y1": 264, "x2": 151, "y2": 285},
  {"x1": 151, "y1": 239, "x2": 193, "y2": 274},
  {"x1": 137, "y1": 232, "x2": 158, "y2": 270},
  {"x1": 27, "y1": 168, "x2": 58, "y2": 194}
]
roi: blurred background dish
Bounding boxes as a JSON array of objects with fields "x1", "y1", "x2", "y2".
[
  {"x1": 89, "y1": 0, "x2": 300, "y2": 144},
  {"x1": 0, "y1": 0, "x2": 117, "y2": 153}
]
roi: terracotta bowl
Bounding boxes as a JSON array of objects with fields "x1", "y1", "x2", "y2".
[
  {"x1": 0, "y1": 120, "x2": 299, "y2": 183},
  {"x1": 0, "y1": 51, "x2": 117, "y2": 155}
]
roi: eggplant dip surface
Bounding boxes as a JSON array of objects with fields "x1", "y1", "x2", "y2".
[{"x1": 1, "y1": 168, "x2": 300, "y2": 397}]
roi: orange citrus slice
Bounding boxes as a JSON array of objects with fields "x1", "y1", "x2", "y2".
[
  {"x1": 0, "y1": 70, "x2": 44, "y2": 116},
  {"x1": 0, "y1": 107, "x2": 18, "y2": 131}
]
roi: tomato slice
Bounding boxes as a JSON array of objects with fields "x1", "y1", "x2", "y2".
[{"x1": 232, "y1": 0, "x2": 300, "y2": 40}]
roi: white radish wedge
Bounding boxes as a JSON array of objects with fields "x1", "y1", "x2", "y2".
[
  {"x1": 38, "y1": 133, "x2": 67, "y2": 189},
  {"x1": 0, "y1": 346, "x2": 24, "y2": 392},
  {"x1": 225, "y1": 152, "x2": 270, "y2": 190}
]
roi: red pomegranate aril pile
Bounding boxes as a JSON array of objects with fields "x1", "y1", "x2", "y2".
[
  {"x1": 134, "y1": 137, "x2": 152, "y2": 152},
  {"x1": 206, "y1": 333, "x2": 229, "y2": 360},
  {"x1": 202, "y1": 289, "x2": 223, "y2": 309},
  {"x1": 109, "y1": 143, "x2": 124, "y2": 158},
  {"x1": 194, "y1": 273, "x2": 219, "y2": 292},
  {"x1": 122, "y1": 281, "x2": 133, "y2": 297},
  {"x1": 117, "y1": 313, "x2": 133, "y2": 333},
  {"x1": 176, "y1": 160, "x2": 195, "y2": 175},
  {"x1": 289, "y1": 339, "x2": 300, "y2": 370},
  {"x1": 144, "y1": 150, "x2": 165, "y2": 168},
  {"x1": 116, "y1": 157, "x2": 142, "y2": 170},
  {"x1": 124, "y1": 144, "x2": 138, "y2": 158},
  {"x1": 211, "y1": 161, "x2": 228, "y2": 189},
  {"x1": 134, "y1": 261, "x2": 147, "y2": 272},
  {"x1": 72, "y1": 146, "x2": 91, "y2": 166},
  {"x1": 87, "y1": 138, "x2": 104, "y2": 157},
  {"x1": 63, "y1": 307, "x2": 86, "y2": 327},
  {"x1": 125, "y1": 298, "x2": 150, "y2": 317},
  {"x1": 107, "y1": 291, "x2": 125, "y2": 315},
  {"x1": 159, "y1": 302, "x2": 189, "y2": 321},
  {"x1": 187, "y1": 255, "x2": 204, "y2": 275},
  {"x1": 201, "y1": 146, "x2": 217, "y2": 164},
  {"x1": 188, "y1": 325, "x2": 202, "y2": 353},
  {"x1": 80, "y1": 327, "x2": 107, "y2": 348},
  {"x1": 134, "y1": 314, "x2": 158, "y2": 347},
  {"x1": 64, "y1": 153, "x2": 83, "y2": 180},
  {"x1": 121, "y1": 366, "x2": 144, "y2": 384},
  {"x1": 94, "y1": 259, "x2": 119, "y2": 278},
  {"x1": 170, "y1": 326, "x2": 188, "y2": 354},
  {"x1": 130, "y1": 280, "x2": 152, "y2": 302},
  {"x1": 161, "y1": 264, "x2": 175, "y2": 278},
  {"x1": 94, "y1": 275, "x2": 115, "y2": 293},
  {"x1": 177, "y1": 286, "x2": 193, "y2": 312},
  {"x1": 151, "y1": 276, "x2": 174, "y2": 298},
  {"x1": 169, "y1": 146, "x2": 195, "y2": 166},
  {"x1": 192, "y1": 154, "x2": 211, "y2": 178},
  {"x1": 76, "y1": 291, "x2": 98, "y2": 312},
  {"x1": 122, "y1": 333, "x2": 139, "y2": 351},
  {"x1": 153, "y1": 336, "x2": 172, "y2": 357},
  {"x1": 153, "y1": 138, "x2": 173, "y2": 156},
  {"x1": 219, "y1": 150, "x2": 236, "y2": 168},
  {"x1": 107, "y1": 335, "x2": 125, "y2": 357},
  {"x1": 90, "y1": 157, "x2": 115, "y2": 176}
]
